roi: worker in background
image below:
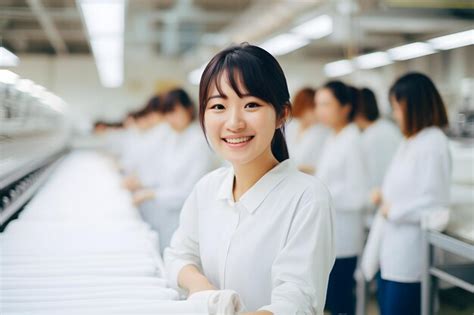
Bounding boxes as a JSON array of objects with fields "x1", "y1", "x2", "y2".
[
  {"x1": 315, "y1": 81, "x2": 369, "y2": 315},
  {"x1": 372, "y1": 72, "x2": 451, "y2": 315},
  {"x1": 132, "y1": 88, "x2": 216, "y2": 253},
  {"x1": 285, "y1": 87, "x2": 330, "y2": 174},
  {"x1": 121, "y1": 95, "x2": 170, "y2": 189}
]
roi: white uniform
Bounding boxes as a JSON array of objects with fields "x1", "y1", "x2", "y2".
[
  {"x1": 164, "y1": 160, "x2": 335, "y2": 314},
  {"x1": 316, "y1": 123, "x2": 369, "y2": 258},
  {"x1": 361, "y1": 119, "x2": 401, "y2": 189},
  {"x1": 380, "y1": 127, "x2": 451, "y2": 282},
  {"x1": 140, "y1": 122, "x2": 217, "y2": 252},
  {"x1": 135, "y1": 123, "x2": 171, "y2": 186},
  {"x1": 285, "y1": 119, "x2": 330, "y2": 169}
]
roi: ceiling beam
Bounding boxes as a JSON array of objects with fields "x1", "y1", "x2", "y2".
[{"x1": 26, "y1": 0, "x2": 68, "y2": 54}]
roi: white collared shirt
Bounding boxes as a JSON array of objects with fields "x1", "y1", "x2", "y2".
[
  {"x1": 380, "y1": 127, "x2": 451, "y2": 282},
  {"x1": 164, "y1": 160, "x2": 335, "y2": 314},
  {"x1": 361, "y1": 119, "x2": 401, "y2": 190},
  {"x1": 316, "y1": 123, "x2": 369, "y2": 258},
  {"x1": 286, "y1": 120, "x2": 330, "y2": 169}
]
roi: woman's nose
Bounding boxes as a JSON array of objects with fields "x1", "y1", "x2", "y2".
[{"x1": 226, "y1": 108, "x2": 246, "y2": 132}]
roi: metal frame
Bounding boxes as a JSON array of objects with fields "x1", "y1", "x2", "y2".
[{"x1": 422, "y1": 230, "x2": 474, "y2": 315}]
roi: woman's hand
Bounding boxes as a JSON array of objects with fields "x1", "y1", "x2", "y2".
[
  {"x1": 370, "y1": 188, "x2": 383, "y2": 206},
  {"x1": 122, "y1": 175, "x2": 142, "y2": 191},
  {"x1": 381, "y1": 202, "x2": 390, "y2": 219},
  {"x1": 178, "y1": 265, "x2": 216, "y2": 297},
  {"x1": 132, "y1": 189, "x2": 155, "y2": 206}
]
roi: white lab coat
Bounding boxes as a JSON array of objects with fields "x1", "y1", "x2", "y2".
[
  {"x1": 285, "y1": 119, "x2": 330, "y2": 170},
  {"x1": 361, "y1": 119, "x2": 401, "y2": 190},
  {"x1": 140, "y1": 122, "x2": 217, "y2": 252},
  {"x1": 120, "y1": 124, "x2": 170, "y2": 176},
  {"x1": 316, "y1": 123, "x2": 369, "y2": 258},
  {"x1": 164, "y1": 160, "x2": 335, "y2": 314},
  {"x1": 380, "y1": 126, "x2": 451, "y2": 282}
]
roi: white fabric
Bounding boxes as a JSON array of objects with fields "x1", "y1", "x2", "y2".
[
  {"x1": 0, "y1": 151, "x2": 186, "y2": 314},
  {"x1": 188, "y1": 290, "x2": 244, "y2": 315},
  {"x1": 380, "y1": 127, "x2": 451, "y2": 282},
  {"x1": 361, "y1": 119, "x2": 401, "y2": 190},
  {"x1": 361, "y1": 211, "x2": 386, "y2": 281},
  {"x1": 164, "y1": 159, "x2": 335, "y2": 314},
  {"x1": 286, "y1": 120, "x2": 330, "y2": 169},
  {"x1": 316, "y1": 123, "x2": 369, "y2": 257}
]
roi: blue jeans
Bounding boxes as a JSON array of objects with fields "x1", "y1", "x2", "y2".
[
  {"x1": 377, "y1": 273, "x2": 421, "y2": 315},
  {"x1": 325, "y1": 256, "x2": 357, "y2": 315}
]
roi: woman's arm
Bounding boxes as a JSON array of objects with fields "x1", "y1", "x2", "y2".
[{"x1": 178, "y1": 265, "x2": 216, "y2": 296}]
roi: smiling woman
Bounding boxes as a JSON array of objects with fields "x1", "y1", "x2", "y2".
[{"x1": 164, "y1": 43, "x2": 336, "y2": 315}]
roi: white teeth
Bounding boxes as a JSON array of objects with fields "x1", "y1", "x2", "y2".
[{"x1": 225, "y1": 136, "x2": 252, "y2": 144}]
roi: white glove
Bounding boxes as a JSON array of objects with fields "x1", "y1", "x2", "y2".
[{"x1": 188, "y1": 289, "x2": 245, "y2": 315}]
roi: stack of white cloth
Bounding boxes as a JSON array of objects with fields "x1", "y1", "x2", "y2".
[{"x1": 0, "y1": 151, "x2": 241, "y2": 315}]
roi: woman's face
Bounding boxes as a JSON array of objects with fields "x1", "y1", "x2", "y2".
[
  {"x1": 204, "y1": 74, "x2": 280, "y2": 166},
  {"x1": 300, "y1": 107, "x2": 318, "y2": 127},
  {"x1": 315, "y1": 88, "x2": 350, "y2": 130},
  {"x1": 391, "y1": 96, "x2": 405, "y2": 132},
  {"x1": 165, "y1": 103, "x2": 192, "y2": 132}
]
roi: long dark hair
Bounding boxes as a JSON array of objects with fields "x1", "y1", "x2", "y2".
[
  {"x1": 389, "y1": 72, "x2": 448, "y2": 137},
  {"x1": 198, "y1": 43, "x2": 291, "y2": 162}
]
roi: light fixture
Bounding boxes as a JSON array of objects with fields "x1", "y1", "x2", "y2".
[
  {"x1": 428, "y1": 29, "x2": 474, "y2": 50},
  {"x1": 78, "y1": 0, "x2": 125, "y2": 88},
  {"x1": 324, "y1": 59, "x2": 354, "y2": 77},
  {"x1": 387, "y1": 42, "x2": 436, "y2": 61},
  {"x1": 355, "y1": 51, "x2": 392, "y2": 69},
  {"x1": 291, "y1": 14, "x2": 333, "y2": 40},
  {"x1": 0, "y1": 47, "x2": 20, "y2": 67},
  {"x1": 260, "y1": 33, "x2": 310, "y2": 56}
]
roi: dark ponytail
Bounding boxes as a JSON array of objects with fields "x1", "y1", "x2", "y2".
[
  {"x1": 199, "y1": 43, "x2": 291, "y2": 162},
  {"x1": 272, "y1": 127, "x2": 289, "y2": 162}
]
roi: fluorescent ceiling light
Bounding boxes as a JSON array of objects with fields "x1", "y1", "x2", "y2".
[
  {"x1": 355, "y1": 51, "x2": 392, "y2": 69},
  {"x1": 387, "y1": 42, "x2": 436, "y2": 61},
  {"x1": 79, "y1": 0, "x2": 124, "y2": 37},
  {"x1": 0, "y1": 69, "x2": 19, "y2": 85},
  {"x1": 291, "y1": 15, "x2": 333, "y2": 40},
  {"x1": 96, "y1": 58, "x2": 123, "y2": 88},
  {"x1": 90, "y1": 38, "x2": 123, "y2": 59},
  {"x1": 260, "y1": 33, "x2": 309, "y2": 56},
  {"x1": 324, "y1": 59, "x2": 354, "y2": 77},
  {"x1": 78, "y1": 0, "x2": 125, "y2": 88},
  {"x1": 188, "y1": 64, "x2": 206, "y2": 86},
  {"x1": 428, "y1": 29, "x2": 474, "y2": 50},
  {"x1": 0, "y1": 47, "x2": 20, "y2": 67}
]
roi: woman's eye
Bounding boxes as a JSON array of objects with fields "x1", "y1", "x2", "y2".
[
  {"x1": 209, "y1": 104, "x2": 225, "y2": 110},
  {"x1": 245, "y1": 102, "x2": 261, "y2": 109}
]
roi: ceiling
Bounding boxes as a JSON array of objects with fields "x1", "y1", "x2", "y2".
[{"x1": 0, "y1": 0, "x2": 472, "y2": 59}]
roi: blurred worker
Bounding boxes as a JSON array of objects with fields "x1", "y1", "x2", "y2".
[{"x1": 286, "y1": 87, "x2": 330, "y2": 174}]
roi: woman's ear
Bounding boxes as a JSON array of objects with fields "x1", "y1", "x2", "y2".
[{"x1": 276, "y1": 104, "x2": 291, "y2": 129}]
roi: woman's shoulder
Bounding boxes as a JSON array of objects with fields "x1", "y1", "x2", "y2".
[
  {"x1": 194, "y1": 166, "x2": 232, "y2": 190},
  {"x1": 285, "y1": 168, "x2": 332, "y2": 205}
]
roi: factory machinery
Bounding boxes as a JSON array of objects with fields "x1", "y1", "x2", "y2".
[{"x1": 0, "y1": 71, "x2": 213, "y2": 314}]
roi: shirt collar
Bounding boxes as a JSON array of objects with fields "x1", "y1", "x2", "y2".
[{"x1": 217, "y1": 159, "x2": 295, "y2": 214}]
